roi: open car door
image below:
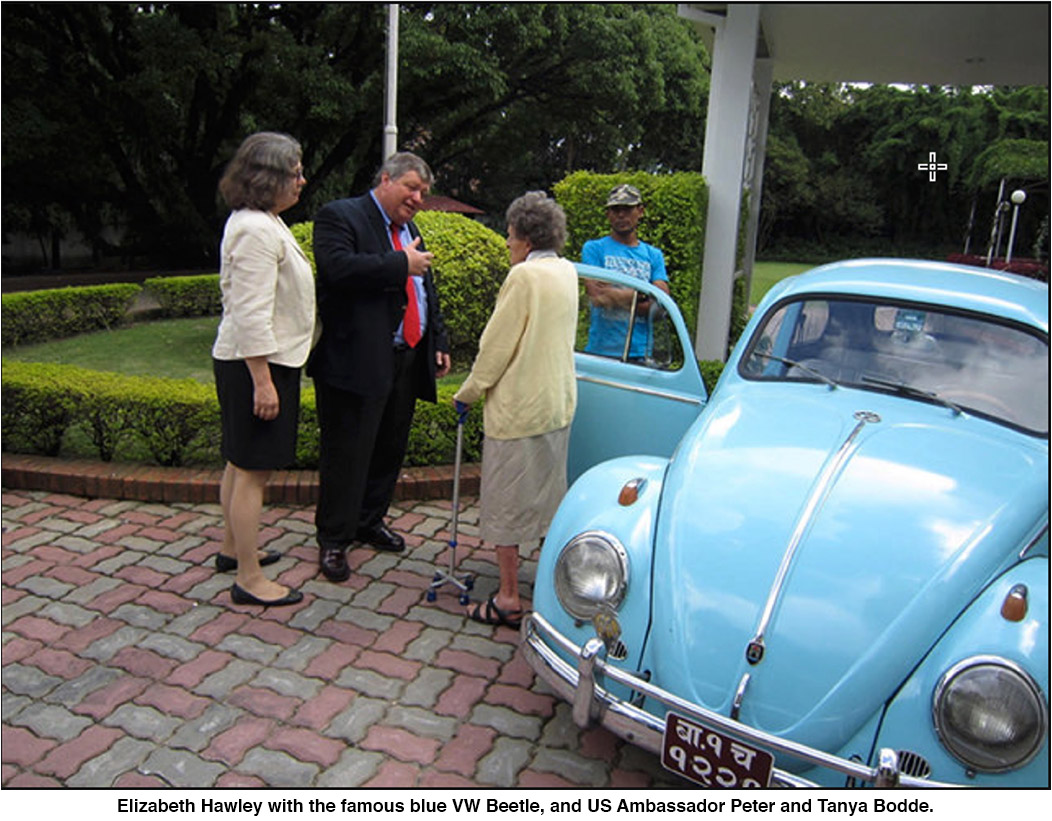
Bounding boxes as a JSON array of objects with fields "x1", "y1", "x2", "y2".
[{"x1": 568, "y1": 263, "x2": 709, "y2": 483}]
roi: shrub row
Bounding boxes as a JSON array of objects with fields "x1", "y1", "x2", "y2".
[
  {"x1": 415, "y1": 211, "x2": 508, "y2": 364},
  {"x1": 945, "y1": 253, "x2": 1049, "y2": 282},
  {"x1": 1, "y1": 360, "x2": 483, "y2": 469},
  {"x1": 142, "y1": 274, "x2": 222, "y2": 318},
  {"x1": 1, "y1": 283, "x2": 142, "y2": 346}
]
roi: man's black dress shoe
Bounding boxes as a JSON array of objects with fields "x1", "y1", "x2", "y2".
[
  {"x1": 214, "y1": 550, "x2": 281, "y2": 573},
  {"x1": 231, "y1": 584, "x2": 303, "y2": 607},
  {"x1": 355, "y1": 524, "x2": 405, "y2": 553},
  {"x1": 319, "y1": 544, "x2": 351, "y2": 582}
]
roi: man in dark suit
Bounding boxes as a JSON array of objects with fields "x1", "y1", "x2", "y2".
[{"x1": 308, "y1": 152, "x2": 451, "y2": 582}]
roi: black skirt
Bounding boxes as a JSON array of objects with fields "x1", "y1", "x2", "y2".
[{"x1": 213, "y1": 358, "x2": 302, "y2": 470}]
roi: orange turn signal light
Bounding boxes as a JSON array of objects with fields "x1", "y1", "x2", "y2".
[
  {"x1": 1001, "y1": 584, "x2": 1028, "y2": 622},
  {"x1": 618, "y1": 478, "x2": 646, "y2": 506}
]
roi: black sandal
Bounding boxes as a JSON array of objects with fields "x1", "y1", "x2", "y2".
[{"x1": 467, "y1": 595, "x2": 523, "y2": 629}]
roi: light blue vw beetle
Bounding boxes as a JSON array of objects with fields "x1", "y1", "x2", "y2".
[{"x1": 522, "y1": 258, "x2": 1048, "y2": 788}]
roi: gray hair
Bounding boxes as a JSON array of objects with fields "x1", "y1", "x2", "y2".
[
  {"x1": 373, "y1": 152, "x2": 434, "y2": 187},
  {"x1": 219, "y1": 132, "x2": 302, "y2": 211},
  {"x1": 506, "y1": 191, "x2": 567, "y2": 253}
]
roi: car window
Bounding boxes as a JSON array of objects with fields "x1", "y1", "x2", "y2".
[
  {"x1": 742, "y1": 297, "x2": 1049, "y2": 435},
  {"x1": 577, "y1": 277, "x2": 684, "y2": 371}
]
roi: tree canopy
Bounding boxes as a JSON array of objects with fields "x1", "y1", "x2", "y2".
[
  {"x1": 2, "y1": 3, "x2": 1047, "y2": 271},
  {"x1": 2, "y1": 2, "x2": 707, "y2": 269},
  {"x1": 760, "y1": 83, "x2": 1049, "y2": 259}
]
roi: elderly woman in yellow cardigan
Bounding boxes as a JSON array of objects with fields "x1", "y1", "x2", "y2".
[{"x1": 454, "y1": 191, "x2": 579, "y2": 628}]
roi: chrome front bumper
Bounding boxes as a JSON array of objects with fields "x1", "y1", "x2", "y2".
[{"x1": 521, "y1": 611, "x2": 953, "y2": 788}]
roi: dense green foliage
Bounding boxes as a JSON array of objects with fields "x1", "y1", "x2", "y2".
[
  {"x1": 2, "y1": 361, "x2": 217, "y2": 465},
  {"x1": 2, "y1": 3, "x2": 706, "y2": 269},
  {"x1": 555, "y1": 170, "x2": 709, "y2": 340},
  {"x1": 4, "y1": 5, "x2": 1046, "y2": 272},
  {"x1": 699, "y1": 360, "x2": 726, "y2": 394},
  {"x1": 0, "y1": 284, "x2": 141, "y2": 346},
  {"x1": 143, "y1": 274, "x2": 222, "y2": 318},
  {"x1": 760, "y1": 84, "x2": 1049, "y2": 262},
  {"x1": 414, "y1": 212, "x2": 508, "y2": 364},
  {"x1": 1, "y1": 360, "x2": 483, "y2": 469}
]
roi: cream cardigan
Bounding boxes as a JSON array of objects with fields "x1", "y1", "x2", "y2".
[
  {"x1": 455, "y1": 255, "x2": 579, "y2": 440},
  {"x1": 212, "y1": 209, "x2": 317, "y2": 368}
]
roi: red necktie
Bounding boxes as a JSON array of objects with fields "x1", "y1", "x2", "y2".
[{"x1": 390, "y1": 223, "x2": 422, "y2": 348}]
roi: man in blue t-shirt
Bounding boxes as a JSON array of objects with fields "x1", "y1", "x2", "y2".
[{"x1": 581, "y1": 184, "x2": 670, "y2": 360}]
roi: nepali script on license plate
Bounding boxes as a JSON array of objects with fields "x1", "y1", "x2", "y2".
[{"x1": 662, "y1": 712, "x2": 774, "y2": 788}]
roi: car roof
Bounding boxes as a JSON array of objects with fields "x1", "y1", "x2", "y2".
[{"x1": 766, "y1": 258, "x2": 1049, "y2": 334}]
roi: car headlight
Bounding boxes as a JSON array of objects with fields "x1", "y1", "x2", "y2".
[
  {"x1": 553, "y1": 531, "x2": 628, "y2": 620},
  {"x1": 933, "y1": 655, "x2": 1048, "y2": 773}
]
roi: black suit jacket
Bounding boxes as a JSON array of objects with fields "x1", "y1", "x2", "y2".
[{"x1": 307, "y1": 193, "x2": 448, "y2": 401}]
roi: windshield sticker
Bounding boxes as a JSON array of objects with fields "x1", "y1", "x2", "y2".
[{"x1": 893, "y1": 309, "x2": 927, "y2": 333}]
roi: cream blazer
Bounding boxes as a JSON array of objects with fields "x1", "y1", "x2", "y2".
[
  {"x1": 212, "y1": 209, "x2": 317, "y2": 368},
  {"x1": 455, "y1": 255, "x2": 579, "y2": 440}
]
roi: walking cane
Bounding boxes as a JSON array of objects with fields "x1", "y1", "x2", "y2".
[{"x1": 426, "y1": 402, "x2": 474, "y2": 604}]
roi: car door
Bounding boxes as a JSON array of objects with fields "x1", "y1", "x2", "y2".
[{"x1": 568, "y1": 263, "x2": 709, "y2": 483}]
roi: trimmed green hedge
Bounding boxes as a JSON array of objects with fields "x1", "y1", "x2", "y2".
[
  {"x1": 133, "y1": 221, "x2": 322, "y2": 319},
  {"x1": 143, "y1": 274, "x2": 222, "y2": 318},
  {"x1": 2, "y1": 361, "x2": 218, "y2": 466},
  {"x1": 289, "y1": 221, "x2": 316, "y2": 273},
  {"x1": 1, "y1": 360, "x2": 483, "y2": 469},
  {"x1": 1, "y1": 283, "x2": 142, "y2": 346},
  {"x1": 415, "y1": 211, "x2": 508, "y2": 364},
  {"x1": 0, "y1": 216, "x2": 500, "y2": 470}
]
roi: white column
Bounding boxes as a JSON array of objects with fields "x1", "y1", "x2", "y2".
[{"x1": 695, "y1": 3, "x2": 759, "y2": 361}]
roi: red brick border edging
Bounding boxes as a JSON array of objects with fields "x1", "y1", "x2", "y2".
[{"x1": 0, "y1": 453, "x2": 479, "y2": 506}]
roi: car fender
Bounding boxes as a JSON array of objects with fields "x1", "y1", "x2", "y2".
[
  {"x1": 875, "y1": 557, "x2": 1048, "y2": 787},
  {"x1": 534, "y1": 455, "x2": 669, "y2": 685}
]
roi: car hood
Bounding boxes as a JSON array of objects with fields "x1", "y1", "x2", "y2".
[{"x1": 650, "y1": 384, "x2": 1048, "y2": 756}]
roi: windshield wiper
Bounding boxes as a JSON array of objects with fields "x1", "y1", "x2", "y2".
[
  {"x1": 753, "y1": 352, "x2": 839, "y2": 389},
  {"x1": 861, "y1": 376, "x2": 964, "y2": 415}
]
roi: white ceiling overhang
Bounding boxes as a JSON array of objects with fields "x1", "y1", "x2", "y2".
[{"x1": 679, "y1": 3, "x2": 1050, "y2": 86}]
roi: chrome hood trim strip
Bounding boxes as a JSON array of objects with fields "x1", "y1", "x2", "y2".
[
  {"x1": 577, "y1": 374, "x2": 704, "y2": 405},
  {"x1": 745, "y1": 410, "x2": 881, "y2": 666}
]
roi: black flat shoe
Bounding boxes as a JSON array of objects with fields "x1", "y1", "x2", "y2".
[
  {"x1": 231, "y1": 583, "x2": 303, "y2": 607},
  {"x1": 355, "y1": 524, "x2": 405, "y2": 553},
  {"x1": 215, "y1": 550, "x2": 282, "y2": 573}
]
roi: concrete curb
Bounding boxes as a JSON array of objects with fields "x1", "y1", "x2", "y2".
[{"x1": 1, "y1": 453, "x2": 480, "y2": 505}]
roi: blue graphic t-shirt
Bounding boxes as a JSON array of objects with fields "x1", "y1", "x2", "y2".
[{"x1": 581, "y1": 236, "x2": 668, "y2": 359}]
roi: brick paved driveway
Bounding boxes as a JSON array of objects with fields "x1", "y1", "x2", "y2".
[{"x1": 2, "y1": 488, "x2": 681, "y2": 788}]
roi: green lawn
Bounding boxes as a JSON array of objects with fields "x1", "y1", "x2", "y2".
[
  {"x1": 3, "y1": 314, "x2": 469, "y2": 387},
  {"x1": 3, "y1": 316, "x2": 221, "y2": 383},
  {"x1": 3, "y1": 261, "x2": 811, "y2": 381},
  {"x1": 750, "y1": 260, "x2": 815, "y2": 305}
]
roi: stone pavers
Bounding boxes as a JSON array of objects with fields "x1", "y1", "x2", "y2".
[{"x1": 1, "y1": 487, "x2": 682, "y2": 788}]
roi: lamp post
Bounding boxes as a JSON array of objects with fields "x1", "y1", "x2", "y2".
[{"x1": 1005, "y1": 190, "x2": 1027, "y2": 265}]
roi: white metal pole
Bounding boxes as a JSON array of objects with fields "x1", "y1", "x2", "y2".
[
  {"x1": 383, "y1": 4, "x2": 399, "y2": 161},
  {"x1": 1005, "y1": 190, "x2": 1027, "y2": 264}
]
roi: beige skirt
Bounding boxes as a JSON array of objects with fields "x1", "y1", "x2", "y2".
[{"x1": 479, "y1": 426, "x2": 571, "y2": 546}]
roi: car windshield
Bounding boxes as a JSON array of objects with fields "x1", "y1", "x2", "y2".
[{"x1": 741, "y1": 297, "x2": 1049, "y2": 435}]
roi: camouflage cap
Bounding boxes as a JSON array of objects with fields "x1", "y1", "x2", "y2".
[{"x1": 605, "y1": 184, "x2": 642, "y2": 207}]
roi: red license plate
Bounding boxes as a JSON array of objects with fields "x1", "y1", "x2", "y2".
[{"x1": 662, "y1": 712, "x2": 773, "y2": 788}]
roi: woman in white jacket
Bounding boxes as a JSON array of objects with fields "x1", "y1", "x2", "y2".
[{"x1": 212, "y1": 132, "x2": 316, "y2": 607}]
